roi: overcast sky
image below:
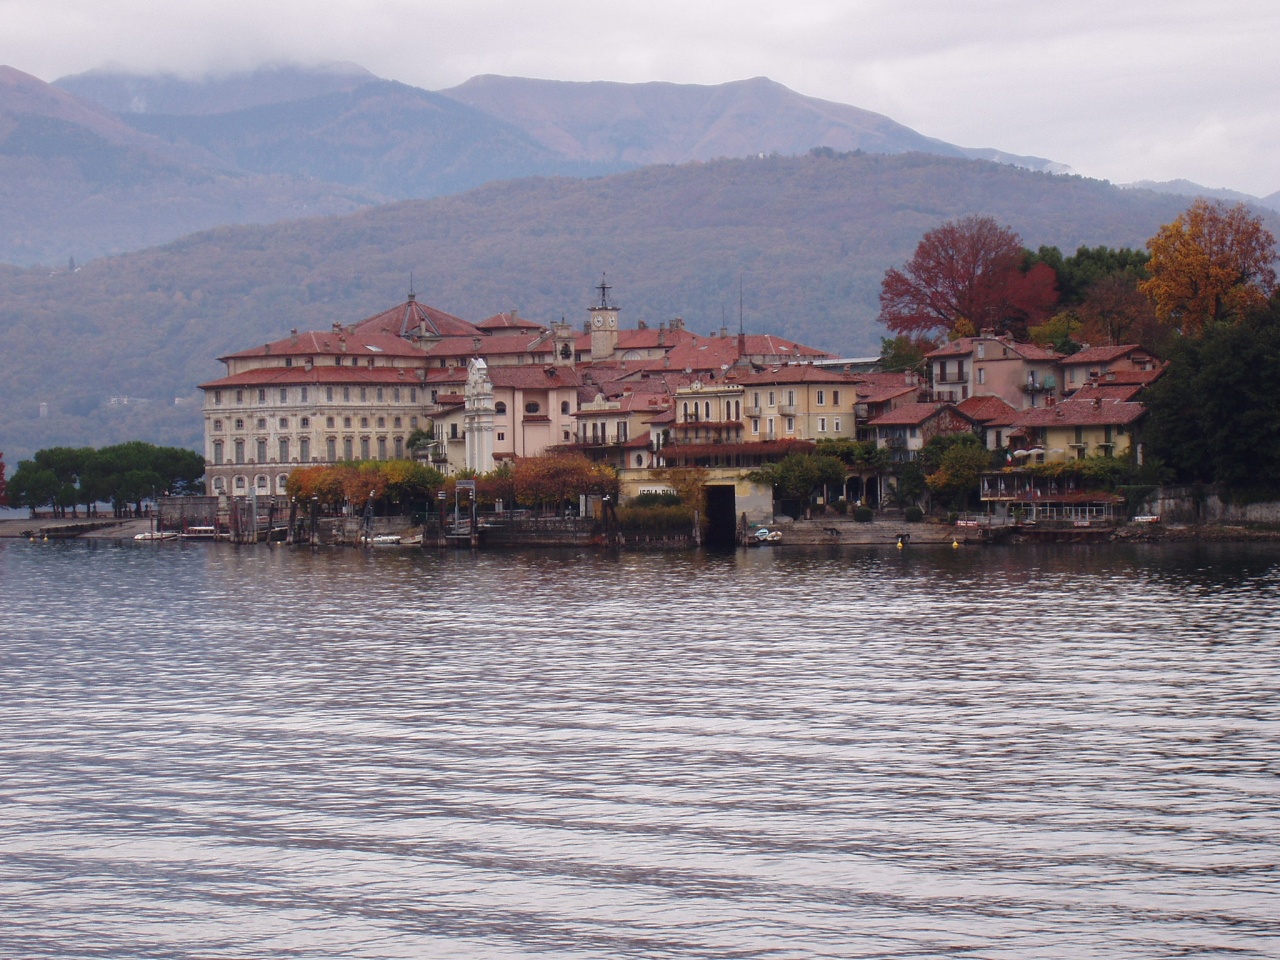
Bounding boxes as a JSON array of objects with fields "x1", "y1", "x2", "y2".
[{"x1": 4, "y1": 0, "x2": 1276, "y2": 196}]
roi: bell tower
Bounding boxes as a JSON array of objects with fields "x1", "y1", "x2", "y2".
[
  {"x1": 589, "y1": 274, "x2": 620, "y2": 361},
  {"x1": 551, "y1": 317, "x2": 577, "y2": 366}
]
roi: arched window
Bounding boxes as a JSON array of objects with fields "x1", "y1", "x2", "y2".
[
  {"x1": 525, "y1": 401, "x2": 540, "y2": 414},
  {"x1": 212, "y1": 477, "x2": 225, "y2": 492},
  {"x1": 495, "y1": 401, "x2": 507, "y2": 415},
  {"x1": 561, "y1": 400, "x2": 570, "y2": 415}
]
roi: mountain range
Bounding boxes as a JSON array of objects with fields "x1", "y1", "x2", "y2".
[{"x1": 9, "y1": 61, "x2": 1258, "y2": 269}]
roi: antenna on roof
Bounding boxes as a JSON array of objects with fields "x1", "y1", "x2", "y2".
[
  {"x1": 596, "y1": 273, "x2": 612, "y2": 309},
  {"x1": 738, "y1": 276, "x2": 745, "y2": 336},
  {"x1": 408, "y1": 272, "x2": 416, "y2": 302}
]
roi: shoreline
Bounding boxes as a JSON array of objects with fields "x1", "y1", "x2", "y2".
[{"x1": 4, "y1": 515, "x2": 1280, "y2": 546}]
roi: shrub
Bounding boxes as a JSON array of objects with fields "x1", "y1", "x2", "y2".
[
  {"x1": 629, "y1": 491, "x2": 682, "y2": 508},
  {"x1": 854, "y1": 506, "x2": 874, "y2": 523},
  {"x1": 904, "y1": 505, "x2": 923, "y2": 522},
  {"x1": 617, "y1": 502, "x2": 696, "y2": 534}
]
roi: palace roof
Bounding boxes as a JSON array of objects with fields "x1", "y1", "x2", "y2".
[
  {"x1": 353, "y1": 297, "x2": 481, "y2": 339},
  {"x1": 199, "y1": 365, "x2": 428, "y2": 390},
  {"x1": 219, "y1": 328, "x2": 427, "y2": 362},
  {"x1": 423, "y1": 334, "x2": 555, "y2": 360},
  {"x1": 477, "y1": 310, "x2": 547, "y2": 333}
]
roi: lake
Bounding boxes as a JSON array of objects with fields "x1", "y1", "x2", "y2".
[{"x1": 1, "y1": 538, "x2": 1277, "y2": 958}]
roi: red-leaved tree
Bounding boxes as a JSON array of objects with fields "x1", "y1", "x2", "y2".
[{"x1": 879, "y1": 215, "x2": 1059, "y2": 339}]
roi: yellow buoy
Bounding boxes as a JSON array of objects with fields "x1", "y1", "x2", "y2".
[{"x1": 952, "y1": 539, "x2": 960, "y2": 549}]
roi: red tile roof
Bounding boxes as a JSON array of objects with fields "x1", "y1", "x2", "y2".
[
  {"x1": 956, "y1": 395, "x2": 1020, "y2": 426},
  {"x1": 353, "y1": 298, "x2": 481, "y2": 339},
  {"x1": 487, "y1": 365, "x2": 583, "y2": 389},
  {"x1": 929, "y1": 337, "x2": 1062, "y2": 362},
  {"x1": 200, "y1": 365, "x2": 427, "y2": 389},
  {"x1": 868, "y1": 402, "x2": 957, "y2": 426},
  {"x1": 220, "y1": 328, "x2": 427, "y2": 361},
  {"x1": 424, "y1": 334, "x2": 554, "y2": 359},
  {"x1": 1065, "y1": 383, "x2": 1146, "y2": 402},
  {"x1": 729, "y1": 365, "x2": 859, "y2": 386},
  {"x1": 477, "y1": 311, "x2": 547, "y2": 333},
  {"x1": 1014, "y1": 399, "x2": 1146, "y2": 428},
  {"x1": 575, "y1": 393, "x2": 671, "y2": 416},
  {"x1": 1062, "y1": 344, "x2": 1151, "y2": 366},
  {"x1": 855, "y1": 382, "x2": 921, "y2": 405}
]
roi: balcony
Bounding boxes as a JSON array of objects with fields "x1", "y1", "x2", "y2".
[
  {"x1": 778, "y1": 404, "x2": 797, "y2": 416},
  {"x1": 1020, "y1": 374, "x2": 1058, "y2": 395}
]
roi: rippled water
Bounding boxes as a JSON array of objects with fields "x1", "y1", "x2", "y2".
[{"x1": 1, "y1": 539, "x2": 1278, "y2": 959}]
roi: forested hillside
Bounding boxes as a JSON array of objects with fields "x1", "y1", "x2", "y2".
[{"x1": 0, "y1": 150, "x2": 1251, "y2": 459}]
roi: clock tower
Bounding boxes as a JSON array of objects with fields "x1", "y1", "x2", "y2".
[{"x1": 589, "y1": 274, "x2": 620, "y2": 361}]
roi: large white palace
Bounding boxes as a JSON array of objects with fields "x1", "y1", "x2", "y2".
[{"x1": 198, "y1": 282, "x2": 861, "y2": 498}]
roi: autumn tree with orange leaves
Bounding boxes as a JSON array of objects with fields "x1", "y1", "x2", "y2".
[
  {"x1": 513, "y1": 452, "x2": 618, "y2": 513},
  {"x1": 879, "y1": 215, "x2": 1059, "y2": 340},
  {"x1": 1140, "y1": 199, "x2": 1277, "y2": 336}
]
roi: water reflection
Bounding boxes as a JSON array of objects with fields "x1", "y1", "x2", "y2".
[{"x1": 1, "y1": 539, "x2": 1278, "y2": 959}]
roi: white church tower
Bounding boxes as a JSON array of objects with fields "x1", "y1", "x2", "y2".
[{"x1": 464, "y1": 357, "x2": 495, "y2": 474}]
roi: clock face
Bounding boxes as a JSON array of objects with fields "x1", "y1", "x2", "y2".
[{"x1": 593, "y1": 316, "x2": 603, "y2": 327}]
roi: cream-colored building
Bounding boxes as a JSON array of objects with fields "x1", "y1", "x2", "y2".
[
  {"x1": 199, "y1": 326, "x2": 433, "y2": 497},
  {"x1": 729, "y1": 366, "x2": 860, "y2": 443}
]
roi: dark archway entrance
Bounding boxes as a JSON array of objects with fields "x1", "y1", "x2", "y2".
[
  {"x1": 846, "y1": 473, "x2": 881, "y2": 508},
  {"x1": 704, "y1": 484, "x2": 738, "y2": 550}
]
